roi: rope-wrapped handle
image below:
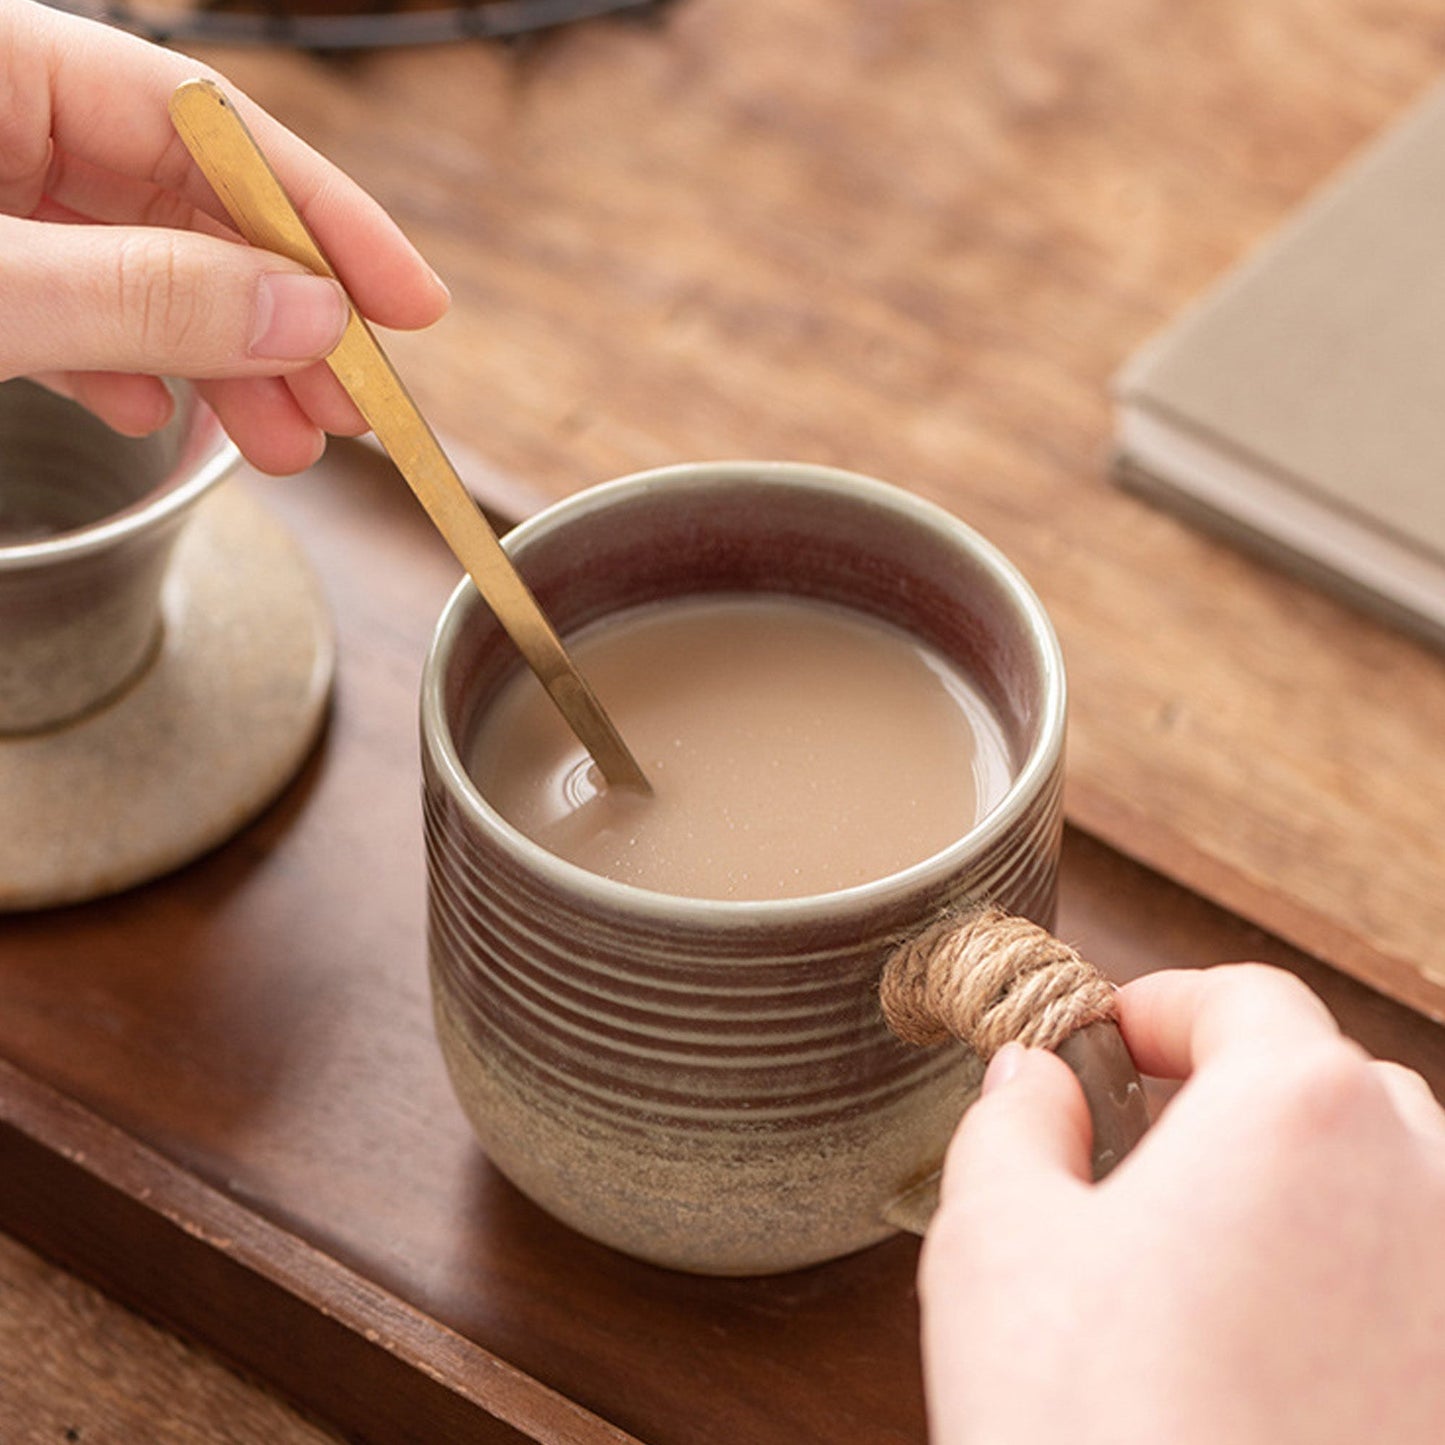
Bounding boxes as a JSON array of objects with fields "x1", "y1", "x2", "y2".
[{"x1": 880, "y1": 905, "x2": 1150, "y2": 1187}]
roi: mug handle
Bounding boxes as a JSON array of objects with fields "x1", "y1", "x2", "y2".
[{"x1": 878, "y1": 906, "x2": 1151, "y2": 1236}]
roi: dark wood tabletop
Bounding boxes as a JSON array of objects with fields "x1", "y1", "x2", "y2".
[{"x1": 4, "y1": 1, "x2": 1445, "y2": 1440}]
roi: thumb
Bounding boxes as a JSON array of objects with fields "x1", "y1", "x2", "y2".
[
  {"x1": 0, "y1": 215, "x2": 349, "y2": 380},
  {"x1": 940, "y1": 1044, "x2": 1094, "y2": 1204}
]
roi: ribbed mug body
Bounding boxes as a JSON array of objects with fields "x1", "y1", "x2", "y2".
[{"x1": 421, "y1": 463, "x2": 1065, "y2": 1274}]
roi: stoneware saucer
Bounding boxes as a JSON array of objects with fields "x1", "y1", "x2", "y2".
[{"x1": 0, "y1": 481, "x2": 334, "y2": 910}]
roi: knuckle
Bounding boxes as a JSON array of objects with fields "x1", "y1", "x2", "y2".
[
  {"x1": 114, "y1": 231, "x2": 206, "y2": 363},
  {"x1": 1265, "y1": 1038, "x2": 1376, "y2": 1136},
  {"x1": 1375, "y1": 1059, "x2": 1431, "y2": 1093},
  {"x1": 1373, "y1": 1060, "x2": 1445, "y2": 1118},
  {"x1": 1214, "y1": 960, "x2": 1341, "y2": 1035},
  {"x1": 1218, "y1": 960, "x2": 1320, "y2": 1007},
  {"x1": 0, "y1": 71, "x2": 52, "y2": 211}
]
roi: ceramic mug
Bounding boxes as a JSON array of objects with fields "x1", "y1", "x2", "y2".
[
  {"x1": 420, "y1": 461, "x2": 1066, "y2": 1275},
  {"x1": 0, "y1": 378, "x2": 237, "y2": 733}
]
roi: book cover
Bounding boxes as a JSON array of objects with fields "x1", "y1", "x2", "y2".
[{"x1": 1112, "y1": 83, "x2": 1445, "y2": 650}]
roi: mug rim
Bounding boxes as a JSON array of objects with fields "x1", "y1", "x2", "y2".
[
  {"x1": 421, "y1": 460, "x2": 1067, "y2": 926},
  {"x1": 0, "y1": 382, "x2": 239, "y2": 571}
]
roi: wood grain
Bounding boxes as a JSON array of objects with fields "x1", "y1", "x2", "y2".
[
  {"x1": 0, "y1": 1231, "x2": 339, "y2": 1445},
  {"x1": 187, "y1": 0, "x2": 1445, "y2": 1016},
  {"x1": 0, "y1": 1058, "x2": 639, "y2": 1445}
]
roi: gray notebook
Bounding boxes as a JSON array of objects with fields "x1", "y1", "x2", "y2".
[{"x1": 1112, "y1": 84, "x2": 1445, "y2": 650}]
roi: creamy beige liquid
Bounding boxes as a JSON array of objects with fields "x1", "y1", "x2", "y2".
[{"x1": 467, "y1": 594, "x2": 1013, "y2": 901}]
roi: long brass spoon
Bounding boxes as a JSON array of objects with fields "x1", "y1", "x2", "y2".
[{"x1": 169, "y1": 78, "x2": 649, "y2": 791}]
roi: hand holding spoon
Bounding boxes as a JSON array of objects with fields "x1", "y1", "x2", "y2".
[{"x1": 169, "y1": 78, "x2": 649, "y2": 792}]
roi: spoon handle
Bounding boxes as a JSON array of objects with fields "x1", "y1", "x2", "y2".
[{"x1": 169, "y1": 78, "x2": 649, "y2": 792}]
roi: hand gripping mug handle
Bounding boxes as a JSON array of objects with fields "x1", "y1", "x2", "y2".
[{"x1": 878, "y1": 904, "x2": 1151, "y2": 1235}]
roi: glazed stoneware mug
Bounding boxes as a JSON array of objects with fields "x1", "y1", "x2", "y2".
[{"x1": 420, "y1": 461, "x2": 1066, "y2": 1275}]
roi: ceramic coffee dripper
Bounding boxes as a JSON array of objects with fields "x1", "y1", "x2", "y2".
[
  {"x1": 0, "y1": 378, "x2": 236, "y2": 732},
  {"x1": 421, "y1": 461, "x2": 1067, "y2": 1275},
  {"x1": 0, "y1": 377, "x2": 335, "y2": 910}
]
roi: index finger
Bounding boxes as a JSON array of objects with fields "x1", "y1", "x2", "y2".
[
  {"x1": 29, "y1": 4, "x2": 446, "y2": 330},
  {"x1": 1116, "y1": 964, "x2": 1340, "y2": 1082}
]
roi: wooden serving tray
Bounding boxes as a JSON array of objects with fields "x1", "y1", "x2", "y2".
[{"x1": 3, "y1": 447, "x2": 1442, "y2": 1443}]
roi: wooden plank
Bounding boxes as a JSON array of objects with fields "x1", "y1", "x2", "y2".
[
  {"x1": 0, "y1": 1062, "x2": 640, "y2": 1445},
  {"x1": 187, "y1": 0, "x2": 1445, "y2": 1015},
  {"x1": 0, "y1": 1230, "x2": 340, "y2": 1445}
]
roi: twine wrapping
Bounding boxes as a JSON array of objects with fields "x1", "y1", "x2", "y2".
[{"x1": 879, "y1": 904, "x2": 1117, "y2": 1058}]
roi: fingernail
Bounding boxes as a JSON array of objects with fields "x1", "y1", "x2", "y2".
[
  {"x1": 249, "y1": 273, "x2": 349, "y2": 361},
  {"x1": 982, "y1": 1042, "x2": 1027, "y2": 1095}
]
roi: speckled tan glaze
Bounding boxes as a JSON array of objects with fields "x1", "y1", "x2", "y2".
[{"x1": 421, "y1": 463, "x2": 1065, "y2": 1275}]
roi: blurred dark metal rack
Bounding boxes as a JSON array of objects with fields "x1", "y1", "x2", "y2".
[{"x1": 40, "y1": 0, "x2": 675, "y2": 50}]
